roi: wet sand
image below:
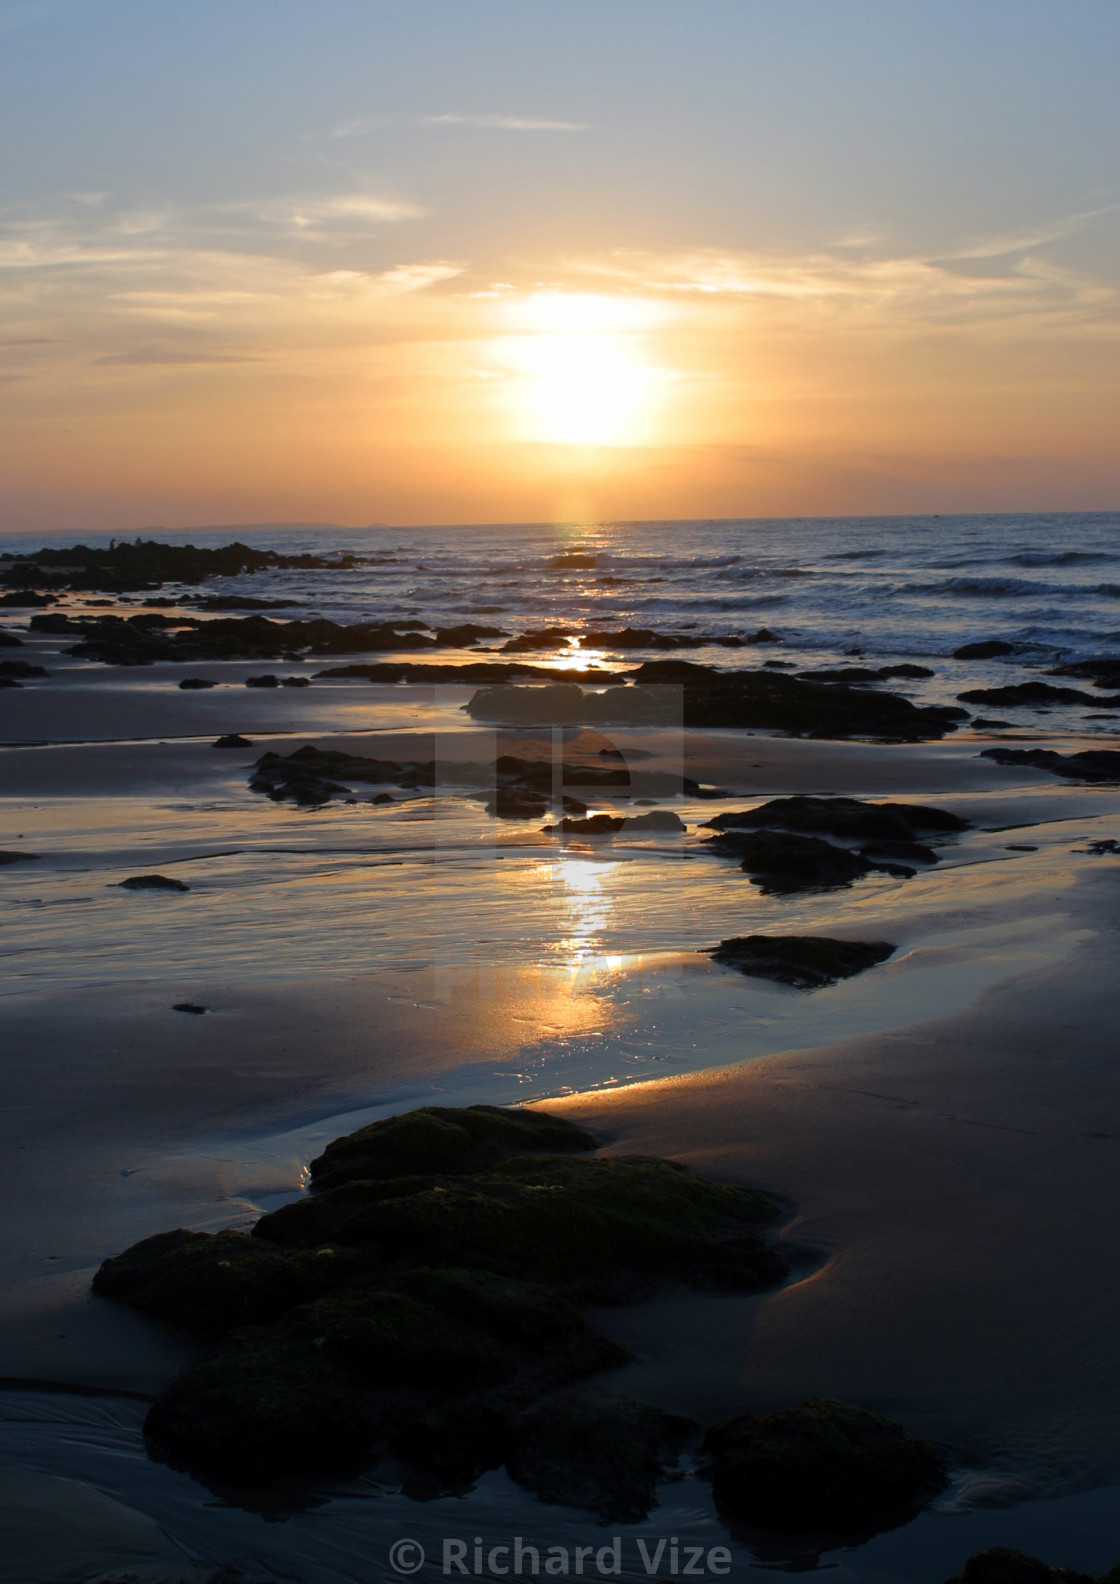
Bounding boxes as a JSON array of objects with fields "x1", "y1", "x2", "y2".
[{"x1": 3, "y1": 658, "x2": 1120, "y2": 1578}]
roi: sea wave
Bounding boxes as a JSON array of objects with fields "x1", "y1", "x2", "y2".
[{"x1": 901, "y1": 577, "x2": 1068, "y2": 598}]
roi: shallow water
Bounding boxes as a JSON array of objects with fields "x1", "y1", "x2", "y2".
[{"x1": 2, "y1": 516, "x2": 1120, "y2": 1581}]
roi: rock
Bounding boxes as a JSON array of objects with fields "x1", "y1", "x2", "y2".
[
  {"x1": 704, "y1": 829, "x2": 912, "y2": 893},
  {"x1": 1086, "y1": 839, "x2": 1120, "y2": 855},
  {"x1": 546, "y1": 814, "x2": 624, "y2": 836},
  {"x1": 702, "y1": 1397, "x2": 949, "y2": 1533},
  {"x1": 624, "y1": 809, "x2": 686, "y2": 832},
  {"x1": 958, "y1": 682, "x2": 1112, "y2": 708},
  {"x1": 249, "y1": 745, "x2": 436, "y2": 807},
  {"x1": 116, "y1": 874, "x2": 190, "y2": 892},
  {"x1": 0, "y1": 676, "x2": 21, "y2": 688},
  {"x1": 307, "y1": 1104, "x2": 597, "y2": 1190},
  {"x1": 1049, "y1": 658, "x2": 1120, "y2": 690},
  {"x1": 704, "y1": 794, "x2": 968, "y2": 841},
  {"x1": 709, "y1": 936, "x2": 894, "y2": 988},
  {"x1": 370, "y1": 792, "x2": 394, "y2": 805},
  {"x1": 94, "y1": 1105, "x2": 793, "y2": 1492},
  {"x1": 282, "y1": 675, "x2": 311, "y2": 687},
  {"x1": 179, "y1": 677, "x2": 217, "y2": 689},
  {"x1": 943, "y1": 1548, "x2": 1097, "y2": 1583},
  {"x1": 256, "y1": 1152, "x2": 789, "y2": 1296},
  {"x1": 214, "y1": 733, "x2": 253, "y2": 748},
  {"x1": 92, "y1": 1228, "x2": 360, "y2": 1335},
  {"x1": 981, "y1": 748, "x2": 1120, "y2": 783},
  {"x1": 860, "y1": 837, "x2": 940, "y2": 864},
  {"x1": 1005, "y1": 844, "x2": 1038, "y2": 852},
  {"x1": 0, "y1": 630, "x2": 25, "y2": 645},
  {"x1": 0, "y1": 659, "x2": 49, "y2": 678},
  {"x1": 508, "y1": 1390, "x2": 694, "y2": 1521},
  {"x1": 972, "y1": 717, "x2": 1011, "y2": 729},
  {"x1": 953, "y1": 640, "x2": 1016, "y2": 659},
  {"x1": 245, "y1": 674, "x2": 279, "y2": 688},
  {"x1": 6, "y1": 537, "x2": 364, "y2": 594},
  {"x1": 0, "y1": 850, "x2": 41, "y2": 865},
  {"x1": 467, "y1": 668, "x2": 958, "y2": 741},
  {"x1": 881, "y1": 663, "x2": 935, "y2": 678},
  {"x1": 173, "y1": 1002, "x2": 207, "y2": 1014},
  {"x1": 0, "y1": 591, "x2": 53, "y2": 608}
]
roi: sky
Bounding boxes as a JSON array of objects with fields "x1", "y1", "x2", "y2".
[{"x1": 0, "y1": 0, "x2": 1118, "y2": 532}]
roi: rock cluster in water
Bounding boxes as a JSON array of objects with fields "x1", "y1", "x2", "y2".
[
  {"x1": 701, "y1": 796, "x2": 967, "y2": 893},
  {"x1": 466, "y1": 665, "x2": 963, "y2": 741},
  {"x1": 981, "y1": 748, "x2": 1120, "y2": 783},
  {"x1": 93, "y1": 1106, "x2": 798, "y2": 1511}
]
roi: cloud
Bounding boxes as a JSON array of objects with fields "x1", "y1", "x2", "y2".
[
  {"x1": 939, "y1": 203, "x2": 1120, "y2": 261},
  {"x1": 93, "y1": 346, "x2": 264, "y2": 366},
  {"x1": 332, "y1": 112, "x2": 586, "y2": 138},
  {"x1": 423, "y1": 114, "x2": 587, "y2": 132}
]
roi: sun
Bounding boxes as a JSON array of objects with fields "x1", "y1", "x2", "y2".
[{"x1": 496, "y1": 292, "x2": 668, "y2": 446}]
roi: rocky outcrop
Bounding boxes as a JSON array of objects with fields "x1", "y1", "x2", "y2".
[
  {"x1": 709, "y1": 935, "x2": 894, "y2": 988},
  {"x1": 981, "y1": 748, "x2": 1120, "y2": 783},
  {"x1": 94, "y1": 1106, "x2": 792, "y2": 1499},
  {"x1": 702, "y1": 1397, "x2": 948, "y2": 1533},
  {"x1": 959, "y1": 682, "x2": 1117, "y2": 708},
  {"x1": 467, "y1": 667, "x2": 961, "y2": 741},
  {"x1": 115, "y1": 875, "x2": 190, "y2": 892}
]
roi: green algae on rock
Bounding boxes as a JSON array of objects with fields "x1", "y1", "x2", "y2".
[
  {"x1": 507, "y1": 1389, "x2": 695, "y2": 1522},
  {"x1": 94, "y1": 1106, "x2": 793, "y2": 1497},
  {"x1": 702, "y1": 1397, "x2": 948, "y2": 1534},
  {"x1": 307, "y1": 1103, "x2": 596, "y2": 1188}
]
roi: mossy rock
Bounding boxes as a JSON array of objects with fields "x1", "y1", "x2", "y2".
[
  {"x1": 943, "y1": 1549, "x2": 1098, "y2": 1583},
  {"x1": 144, "y1": 1268, "x2": 629, "y2": 1486},
  {"x1": 255, "y1": 1153, "x2": 787, "y2": 1294},
  {"x1": 508, "y1": 1389, "x2": 695, "y2": 1522},
  {"x1": 92, "y1": 1228, "x2": 363, "y2": 1336},
  {"x1": 144, "y1": 1328, "x2": 371, "y2": 1483},
  {"x1": 703, "y1": 1397, "x2": 948, "y2": 1533},
  {"x1": 98, "y1": 1107, "x2": 793, "y2": 1494},
  {"x1": 308, "y1": 1103, "x2": 596, "y2": 1189}
]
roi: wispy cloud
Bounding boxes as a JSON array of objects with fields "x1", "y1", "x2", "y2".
[
  {"x1": 332, "y1": 112, "x2": 586, "y2": 138},
  {"x1": 94, "y1": 346, "x2": 264, "y2": 366},
  {"x1": 939, "y1": 203, "x2": 1120, "y2": 261},
  {"x1": 424, "y1": 114, "x2": 586, "y2": 132}
]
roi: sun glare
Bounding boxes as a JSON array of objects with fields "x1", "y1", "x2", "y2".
[{"x1": 496, "y1": 292, "x2": 669, "y2": 446}]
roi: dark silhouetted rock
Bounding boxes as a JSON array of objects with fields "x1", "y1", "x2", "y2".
[
  {"x1": 173, "y1": 1002, "x2": 207, "y2": 1014},
  {"x1": 95, "y1": 1105, "x2": 793, "y2": 1491},
  {"x1": 704, "y1": 794, "x2": 968, "y2": 841},
  {"x1": 0, "y1": 850, "x2": 41, "y2": 865},
  {"x1": 0, "y1": 659, "x2": 48, "y2": 678},
  {"x1": 981, "y1": 748, "x2": 1120, "y2": 783},
  {"x1": 1049, "y1": 658, "x2": 1120, "y2": 690},
  {"x1": 710, "y1": 936, "x2": 894, "y2": 988},
  {"x1": 214, "y1": 733, "x2": 253, "y2": 748},
  {"x1": 508, "y1": 1390, "x2": 694, "y2": 1521},
  {"x1": 179, "y1": 677, "x2": 217, "y2": 689},
  {"x1": 307, "y1": 1104, "x2": 597, "y2": 1190},
  {"x1": 943, "y1": 1547, "x2": 1097, "y2": 1584},
  {"x1": 116, "y1": 874, "x2": 190, "y2": 892},
  {"x1": 0, "y1": 676, "x2": 21, "y2": 688},
  {"x1": 703, "y1": 1397, "x2": 948, "y2": 1533},
  {"x1": 282, "y1": 675, "x2": 311, "y2": 687},
  {"x1": 245, "y1": 674, "x2": 279, "y2": 688},
  {"x1": 959, "y1": 682, "x2": 1111, "y2": 708},
  {"x1": 0, "y1": 630, "x2": 25, "y2": 645},
  {"x1": 953, "y1": 640, "x2": 1016, "y2": 659},
  {"x1": 704, "y1": 829, "x2": 914, "y2": 893}
]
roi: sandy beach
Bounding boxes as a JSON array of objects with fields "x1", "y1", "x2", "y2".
[{"x1": 3, "y1": 612, "x2": 1120, "y2": 1580}]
